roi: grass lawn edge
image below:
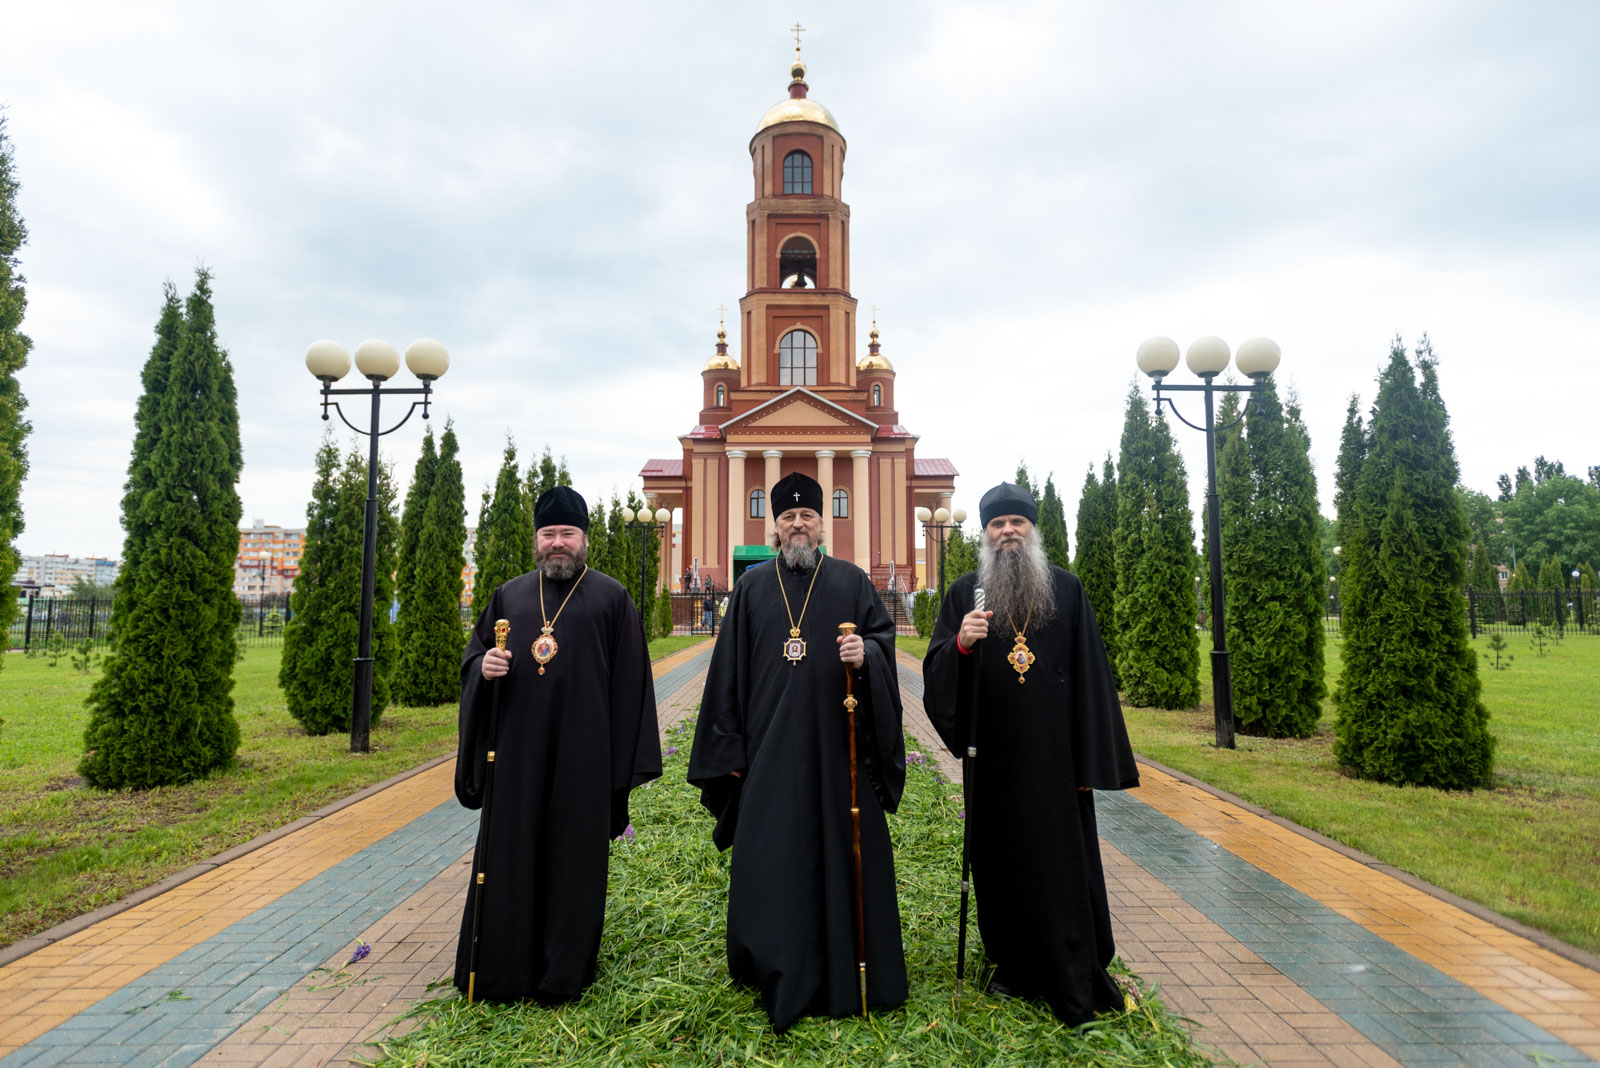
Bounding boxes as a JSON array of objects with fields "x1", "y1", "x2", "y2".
[
  {"x1": 1132, "y1": 752, "x2": 1600, "y2": 976},
  {"x1": 0, "y1": 750, "x2": 458, "y2": 970}
]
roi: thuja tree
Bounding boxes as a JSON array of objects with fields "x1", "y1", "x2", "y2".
[
  {"x1": 82, "y1": 270, "x2": 242, "y2": 787},
  {"x1": 472, "y1": 440, "x2": 532, "y2": 617},
  {"x1": 280, "y1": 441, "x2": 399, "y2": 734},
  {"x1": 1218, "y1": 379, "x2": 1326, "y2": 737},
  {"x1": 0, "y1": 118, "x2": 31, "y2": 657},
  {"x1": 1114, "y1": 383, "x2": 1199, "y2": 708},
  {"x1": 393, "y1": 426, "x2": 439, "y2": 654},
  {"x1": 392, "y1": 422, "x2": 468, "y2": 705},
  {"x1": 1037, "y1": 473, "x2": 1071, "y2": 572},
  {"x1": 523, "y1": 444, "x2": 572, "y2": 533},
  {"x1": 1334, "y1": 336, "x2": 1493, "y2": 789},
  {"x1": 1073, "y1": 456, "x2": 1117, "y2": 679}
]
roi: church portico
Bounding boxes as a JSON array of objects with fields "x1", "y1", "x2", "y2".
[{"x1": 641, "y1": 47, "x2": 956, "y2": 591}]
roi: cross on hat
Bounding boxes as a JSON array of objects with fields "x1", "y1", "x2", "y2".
[{"x1": 794, "y1": 492, "x2": 801, "y2": 501}]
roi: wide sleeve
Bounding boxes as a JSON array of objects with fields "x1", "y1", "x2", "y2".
[
  {"x1": 687, "y1": 579, "x2": 749, "y2": 850},
  {"x1": 454, "y1": 587, "x2": 501, "y2": 810},
  {"x1": 1066, "y1": 575, "x2": 1140, "y2": 791},
  {"x1": 855, "y1": 576, "x2": 907, "y2": 814},
  {"x1": 606, "y1": 588, "x2": 663, "y2": 837},
  {"x1": 921, "y1": 574, "x2": 977, "y2": 757}
]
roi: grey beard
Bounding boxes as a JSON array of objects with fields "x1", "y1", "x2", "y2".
[
  {"x1": 537, "y1": 542, "x2": 588, "y2": 580},
  {"x1": 978, "y1": 532, "x2": 1055, "y2": 628},
  {"x1": 781, "y1": 541, "x2": 818, "y2": 571}
]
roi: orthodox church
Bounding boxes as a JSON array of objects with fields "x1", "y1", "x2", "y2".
[{"x1": 641, "y1": 48, "x2": 958, "y2": 589}]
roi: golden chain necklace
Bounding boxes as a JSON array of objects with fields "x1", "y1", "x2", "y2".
[
  {"x1": 776, "y1": 555, "x2": 824, "y2": 664},
  {"x1": 530, "y1": 566, "x2": 587, "y2": 675},
  {"x1": 1005, "y1": 602, "x2": 1036, "y2": 683}
]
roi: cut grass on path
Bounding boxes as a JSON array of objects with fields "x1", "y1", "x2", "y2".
[
  {"x1": 368, "y1": 735, "x2": 1217, "y2": 1068},
  {"x1": 1122, "y1": 634, "x2": 1600, "y2": 956},
  {"x1": 0, "y1": 635, "x2": 706, "y2": 950}
]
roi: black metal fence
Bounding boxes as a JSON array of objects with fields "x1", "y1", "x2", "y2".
[
  {"x1": 7, "y1": 594, "x2": 295, "y2": 653},
  {"x1": 1321, "y1": 587, "x2": 1599, "y2": 639}
]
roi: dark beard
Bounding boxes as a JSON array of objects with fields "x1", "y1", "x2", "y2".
[
  {"x1": 978, "y1": 532, "x2": 1055, "y2": 629},
  {"x1": 536, "y1": 542, "x2": 588, "y2": 580}
]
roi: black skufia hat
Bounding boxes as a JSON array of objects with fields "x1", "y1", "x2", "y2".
[
  {"x1": 770, "y1": 472, "x2": 824, "y2": 516},
  {"x1": 534, "y1": 486, "x2": 589, "y2": 531},
  {"x1": 979, "y1": 482, "x2": 1038, "y2": 527}
]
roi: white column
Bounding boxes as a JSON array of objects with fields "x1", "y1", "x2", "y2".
[
  {"x1": 815, "y1": 449, "x2": 835, "y2": 511},
  {"x1": 763, "y1": 450, "x2": 783, "y2": 506},
  {"x1": 726, "y1": 450, "x2": 747, "y2": 555},
  {"x1": 851, "y1": 449, "x2": 872, "y2": 570}
]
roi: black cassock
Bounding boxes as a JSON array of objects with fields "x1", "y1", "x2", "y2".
[
  {"x1": 453, "y1": 568, "x2": 661, "y2": 1001},
  {"x1": 923, "y1": 567, "x2": 1139, "y2": 1025},
  {"x1": 688, "y1": 557, "x2": 908, "y2": 1032}
]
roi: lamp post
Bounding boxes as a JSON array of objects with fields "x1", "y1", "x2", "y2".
[
  {"x1": 915, "y1": 505, "x2": 968, "y2": 596},
  {"x1": 1136, "y1": 335, "x2": 1281, "y2": 750},
  {"x1": 620, "y1": 504, "x2": 672, "y2": 619},
  {"x1": 305, "y1": 337, "x2": 450, "y2": 754},
  {"x1": 256, "y1": 550, "x2": 271, "y2": 636}
]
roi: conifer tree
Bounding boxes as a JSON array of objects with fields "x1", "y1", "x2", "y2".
[
  {"x1": 1334, "y1": 336, "x2": 1493, "y2": 788},
  {"x1": 473, "y1": 440, "x2": 533, "y2": 610},
  {"x1": 0, "y1": 117, "x2": 31, "y2": 651},
  {"x1": 470, "y1": 487, "x2": 491, "y2": 618},
  {"x1": 1218, "y1": 380, "x2": 1326, "y2": 737},
  {"x1": 1014, "y1": 462, "x2": 1036, "y2": 499},
  {"x1": 1468, "y1": 539, "x2": 1499, "y2": 592},
  {"x1": 1114, "y1": 383, "x2": 1199, "y2": 708},
  {"x1": 279, "y1": 442, "x2": 399, "y2": 734},
  {"x1": 523, "y1": 444, "x2": 572, "y2": 532},
  {"x1": 82, "y1": 270, "x2": 242, "y2": 787},
  {"x1": 393, "y1": 422, "x2": 467, "y2": 705},
  {"x1": 1037, "y1": 474, "x2": 1071, "y2": 571},
  {"x1": 1073, "y1": 456, "x2": 1118, "y2": 680},
  {"x1": 392, "y1": 427, "x2": 438, "y2": 655}
]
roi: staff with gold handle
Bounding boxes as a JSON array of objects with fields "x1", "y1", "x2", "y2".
[
  {"x1": 956, "y1": 587, "x2": 985, "y2": 997},
  {"x1": 838, "y1": 621, "x2": 869, "y2": 1018},
  {"x1": 467, "y1": 618, "x2": 511, "y2": 1003}
]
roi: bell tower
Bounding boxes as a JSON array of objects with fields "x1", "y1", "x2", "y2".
[{"x1": 739, "y1": 45, "x2": 858, "y2": 392}]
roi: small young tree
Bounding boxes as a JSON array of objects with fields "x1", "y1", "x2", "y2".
[
  {"x1": 1037, "y1": 474, "x2": 1071, "y2": 572},
  {"x1": 392, "y1": 421, "x2": 467, "y2": 706},
  {"x1": 1114, "y1": 383, "x2": 1199, "y2": 709},
  {"x1": 0, "y1": 117, "x2": 32, "y2": 659},
  {"x1": 653, "y1": 584, "x2": 675, "y2": 639},
  {"x1": 280, "y1": 435, "x2": 346, "y2": 731},
  {"x1": 1073, "y1": 456, "x2": 1118, "y2": 681},
  {"x1": 82, "y1": 270, "x2": 243, "y2": 787},
  {"x1": 1334, "y1": 336, "x2": 1493, "y2": 789}
]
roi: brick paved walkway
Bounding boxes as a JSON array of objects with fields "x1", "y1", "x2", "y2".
[{"x1": 1, "y1": 638, "x2": 1596, "y2": 1067}]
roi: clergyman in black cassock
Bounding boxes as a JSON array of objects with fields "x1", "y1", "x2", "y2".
[
  {"x1": 688, "y1": 472, "x2": 908, "y2": 1032},
  {"x1": 922, "y1": 482, "x2": 1139, "y2": 1025},
  {"x1": 452, "y1": 486, "x2": 661, "y2": 1002}
]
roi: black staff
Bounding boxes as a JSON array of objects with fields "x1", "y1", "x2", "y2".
[
  {"x1": 956, "y1": 587, "x2": 985, "y2": 996},
  {"x1": 467, "y1": 617, "x2": 510, "y2": 1003},
  {"x1": 839, "y1": 621, "x2": 869, "y2": 1018}
]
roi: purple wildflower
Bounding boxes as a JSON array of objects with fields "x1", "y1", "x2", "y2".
[
  {"x1": 347, "y1": 940, "x2": 371, "y2": 965},
  {"x1": 616, "y1": 824, "x2": 636, "y2": 842},
  {"x1": 956, "y1": 809, "x2": 966, "y2": 820},
  {"x1": 665, "y1": 746, "x2": 678, "y2": 756},
  {"x1": 932, "y1": 774, "x2": 944, "y2": 785}
]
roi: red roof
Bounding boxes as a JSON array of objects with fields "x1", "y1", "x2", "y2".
[
  {"x1": 687, "y1": 424, "x2": 723, "y2": 440},
  {"x1": 915, "y1": 458, "x2": 959, "y2": 478},
  {"x1": 640, "y1": 458, "x2": 684, "y2": 478}
]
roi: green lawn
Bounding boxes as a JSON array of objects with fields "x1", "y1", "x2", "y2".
[
  {"x1": 1122, "y1": 632, "x2": 1600, "y2": 955},
  {"x1": 0, "y1": 634, "x2": 708, "y2": 949},
  {"x1": 368, "y1": 738, "x2": 1215, "y2": 1067}
]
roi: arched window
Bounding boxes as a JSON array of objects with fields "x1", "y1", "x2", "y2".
[
  {"x1": 872, "y1": 384, "x2": 882, "y2": 406},
  {"x1": 715, "y1": 384, "x2": 726, "y2": 407},
  {"x1": 749, "y1": 488, "x2": 766, "y2": 518},
  {"x1": 833, "y1": 489, "x2": 849, "y2": 518},
  {"x1": 779, "y1": 235, "x2": 818, "y2": 289},
  {"x1": 779, "y1": 330, "x2": 818, "y2": 386},
  {"x1": 783, "y1": 151, "x2": 812, "y2": 195}
]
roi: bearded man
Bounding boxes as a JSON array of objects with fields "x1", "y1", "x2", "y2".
[
  {"x1": 453, "y1": 485, "x2": 661, "y2": 1002},
  {"x1": 922, "y1": 481, "x2": 1138, "y2": 1025},
  {"x1": 689, "y1": 472, "x2": 908, "y2": 1032}
]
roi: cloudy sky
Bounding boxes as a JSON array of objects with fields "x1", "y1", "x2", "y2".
[{"x1": 6, "y1": 0, "x2": 1598, "y2": 558}]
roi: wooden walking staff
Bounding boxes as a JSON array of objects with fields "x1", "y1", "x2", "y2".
[
  {"x1": 839, "y1": 621, "x2": 869, "y2": 1018},
  {"x1": 956, "y1": 588, "x2": 985, "y2": 997},
  {"x1": 467, "y1": 618, "x2": 511, "y2": 1004}
]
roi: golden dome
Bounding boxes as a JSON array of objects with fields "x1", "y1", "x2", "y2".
[
  {"x1": 756, "y1": 96, "x2": 840, "y2": 135},
  {"x1": 857, "y1": 352, "x2": 894, "y2": 372},
  {"x1": 704, "y1": 328, "x2": 740, "y2": 371}
]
